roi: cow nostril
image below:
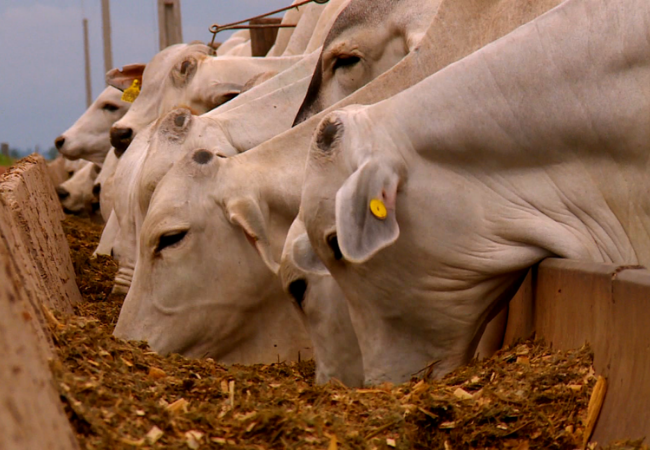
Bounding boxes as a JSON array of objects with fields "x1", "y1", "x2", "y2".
[
  {"x1": 288, "y1": 279, "x2": 307, "y2": 309},
  {"x1": 110, "y1": 127, "x2": 134, "y2": 155},
  {"x1": 54, "y1": 136, "x2": 65, "y2": 150},
  {"x1": 92, "y1": 184, "x2": 101, "y2": 196},
  {"x1": 56, "y1": 186, "x2": 70, "y2": 200},
  {"x1": 113, "y1": 127, "x2": 132, "y2": 140}
]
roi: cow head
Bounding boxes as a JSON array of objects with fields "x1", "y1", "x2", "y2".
[
  {"x1": 108, "y1": 42, "x2": 241, "y2": 156},
  {"x1": 293, "y1": 0, "x2": 436, "y2": 125},
  {"x1": 114, "y1": 148, "x2": 311, "y2": 363},
  {"x1": 298, "y1": 107, "x2": 537, "y2": 385},
  {"x1": 54, "y1": 86, "x2": 130, "y2": 165},
  {"x1": 56, "y1": 161, "x2": 101, "y2": 218},
  {"x1": 136, "y1": 107, "x2": 238, "y2": 218}
]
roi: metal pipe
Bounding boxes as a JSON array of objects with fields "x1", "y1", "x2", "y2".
[{"x1": 208, "y1": 0, "x2": 329, "y2": 52}]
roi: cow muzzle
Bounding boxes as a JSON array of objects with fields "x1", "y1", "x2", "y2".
[{"x1": 110, "y1": 126, "x2": 134, "y2": 156}]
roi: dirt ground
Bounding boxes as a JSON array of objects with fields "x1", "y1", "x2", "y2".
[{"x1": 51, "y1": 215, "x2": 648, "y2": 450}]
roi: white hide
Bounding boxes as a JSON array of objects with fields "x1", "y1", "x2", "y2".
[
  {"x1": 56, "y1": 160, "x2": 100, "y2": 216},
  {"x1": 303, "y1": 0, "x2": 353, "y2": 54},
  {"x1": 107, "y1": 42, "x2": 305, "y2": 154},
  {"x1": 298, "y1": 0, "x2": 650, "y2": 384},
  {"x1": 113, "y1": 148, "x2": 313, "y2": 363},
  {"x1": 280, "y1": 217, "x2": 364, "y2": 387},
  {"x1": 95, "y1": 148, "x2": 119, "y2": 222},
  {"x1": 107, "y1": 51, "x2": 321, "y2": 294},
  {"x1": 93, "y1": 210, "x2": 119, "y2": 257},
  {"x1": 115, "y1": 0, "x2": 557, "y2": 383},
  {"x1": 55, "y1": 86, "x2": 130, "y2": 165},
  {"x1": 293, "y1": 0, "x2": 440, "y2": 124},
  {"x1": 216, "y1": 30, "x2": 250, "y2": 56},
  {"x1": 267, "y1": 1, "x2": 305, "y2": 57}
]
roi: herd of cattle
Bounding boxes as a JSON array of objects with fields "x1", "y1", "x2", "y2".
[{"x1": 47, "y1": 0, "x2": 650, "y2": 387}]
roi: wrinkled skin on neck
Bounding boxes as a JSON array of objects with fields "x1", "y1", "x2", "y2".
[
  {"x1": 114, "y1": 150, "x2": 312, "y2": 363},
  {"x1": 56, "y1": 86, "x2": 130, "y2": 165},
  {"x1": 300, "y1": 0, "x2": 650, "y2": 384},
  {"x1": 293, "y1": 0, "x2": 440, "y2": 124}
]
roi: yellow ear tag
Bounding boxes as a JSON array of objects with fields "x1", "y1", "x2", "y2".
[
  {"x1": 121, "y1": 79, "x2": 140, "y2": 103},
  {"x1": 369, "y1": 198, "x2": 387, "y2": 220}
]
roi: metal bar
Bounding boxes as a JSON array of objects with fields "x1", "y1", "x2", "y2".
[
  {"x1": 217, "y1": 24, "x2": 298, "y2": 31},
  {"x1": 208, "y1": 0, "x2": 328, "y2": 52}
]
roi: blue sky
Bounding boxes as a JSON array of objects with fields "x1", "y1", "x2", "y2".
[{"x1": 0, "y1": 0, "x2": 288, "y2": 153}]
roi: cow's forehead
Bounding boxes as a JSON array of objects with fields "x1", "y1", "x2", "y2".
[
  {"x1": 143, "y1": 42, "x2": 210, "y2": 78},
  {"x1": 323, "y1": 0, "x2": 402, "y2": 49}
]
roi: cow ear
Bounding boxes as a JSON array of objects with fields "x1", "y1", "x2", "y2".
[
  {"x1": 106, "y1": 64, "x2": 146, "y2": 91},
  {"x1": 291, "y1": 232, "x2": 329, "y2": 275},
  {"x1": 226, "y1": 197, "x2": 279, "y2": 273},
  {"x1": 335, "y1": 161, "x2": 400, "y2": 263},
  {"x1": 207, "y1": 83, "x2": 243, "y2": 109}
]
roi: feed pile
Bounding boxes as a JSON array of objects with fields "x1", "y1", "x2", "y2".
[{"x1": 50, "y1": 216, "x2": 646, "y2": 449}]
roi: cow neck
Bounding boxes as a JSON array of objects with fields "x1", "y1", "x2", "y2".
[
  {"x1": 371, "y1": 0, "x2": 650, "y2": 266},
  {"x1": 209, "y1": 76, "x2": 312, "y2": 155}
]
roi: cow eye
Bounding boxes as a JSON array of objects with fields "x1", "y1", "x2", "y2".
[
  {"x1": 288, "y1": 279, "x2": 307, "y2": 309},
  {"x1": 180, "y1": 60, "x2": 192, "y2": 76},
  {"x1": 333, "y1": 55, "x2": 361, "y2": 72},
  {"x1": 102, "y1": 103, "x2": 119, "y2": 112},
  {"x1": 327, "y1": 233, "x2": 343, "y2": 261},
  {"x1": 155, "y1": 230, "x2": 188, "y2": 254}
]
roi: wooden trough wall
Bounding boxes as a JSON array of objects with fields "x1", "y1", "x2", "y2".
[
  {"x1": 1, "y1": 154, "x2": 649, "y2": 447},
  {"x1": 505, "y1": 260, "x2": 650, "y2": 443}
]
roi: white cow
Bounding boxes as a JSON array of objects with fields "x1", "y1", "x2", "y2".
[
  {"x1": 297, "y1": 0, "x2": 650, "y2": 385},
  {"x1": 280, "y1": 217, "x2": 364, "y2": 386},
  {"x1": 216, "y1": 30, "x2": 251, "y2": 56},
  {"x1": 54, "y1": 86, "x2": 130, "y2": 166},
  {"x1": 105, "y1": 50, "x2": 321, "y2": 293},
  {"x1": 56, "y1": 160, "x2": 101, "y2": 217},
  {"x1": 109, "y1": 0, "x2": 435, "y2": 294},
  {"x1": 116, "y1": 0, "x2": 560, "y2": 381},
  {"x1": 106, "y1": 43, "x2": 306, "y2": 155},
  {"x1": 102, "y1": 1, "x2": 350, "y2": 287},
  {"x1": 113, "y1": 147, "x2": 313, "y2": 362},
  {"x1": 46, "y1": 156, "x2": 75, "y2": 188},
  {"x1": 266, "y1": 1, "x2": 306, "y2": 57},
  {"x1": 293, "y1": 0, "x2": 440, "y2": 124}
]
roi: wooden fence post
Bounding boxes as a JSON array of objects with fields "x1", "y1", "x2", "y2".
[
  {"x1": 158, "y1": 0, "x2": 183, "y2": 50},
  {"x1": 250, "y1": 18, "x2": 282, "y2": 57}
]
